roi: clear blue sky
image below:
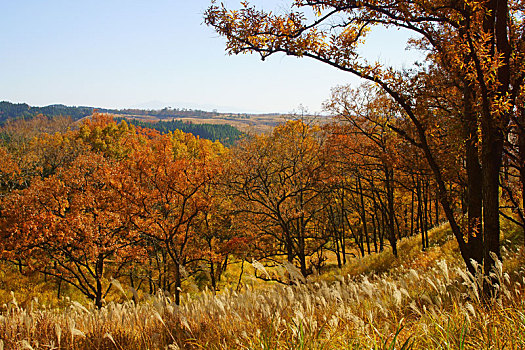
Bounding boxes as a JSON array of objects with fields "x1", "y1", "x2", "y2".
[{"x1": 0, "y1": 0, "x2": 419, "y2": 114}]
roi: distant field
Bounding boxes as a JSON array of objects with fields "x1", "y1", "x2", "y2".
[{"x1": 117, "y1": 113, "x2": 290, "y2": 134}]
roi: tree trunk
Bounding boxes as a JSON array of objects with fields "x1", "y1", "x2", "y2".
[
  {"x1": 174, "y1": 261, "x2": 182, "y2": 305},
  {"x1": 56, "y1": 277, "x2": 62, "y2": 299},
  {"x1": 334, "y1": 231, "x2": 342, "y2": 268},
  {"x1": 371, "y1": 212, "x2": 378, "y2": 253},
  {"x1": 358, "y1": 175, "x2": 371, "y2": 255},
  {"x1": 464, "y1": 83, "x2": 484, "y2": 273},
  {"x1": 519, "y1": 107, "x2": 525, "y2": 239},
  {"x1": 410, "y1": 189, "x2": 415, "y2": 237},
  {"x1": 385, "y1": 166, "x2": 397, "y2": 257},
  {"x1": 435, "y1": 190, "x2": 439, "y2": 226},
  {"x1": 379, "y1": 209, "x2": 385, "y2": 252},
  {"x1": 481, "y1": 125, "x2": 504, "y2": 297},
  {"x1": 416, "y1": 176, "x2": 425, "y2": 250},
  {"x1": 219, "y1": 255, "x2": 229, "y2": 282},
  {"x1": 340, "y1": 186, "x2": 347, "y2": 265},
  {"x1": 95, "y1": 254, "x2": 104, "y2": 309},
  {"x1": 424, "y1": 180, "x2": 429, "y2": 248},
  {"x1": 479, "y1": 0, "x2": 509, "y2": 297},
  {"x1": 209, "y1": 257, "x2": 217, "y2": 293}
]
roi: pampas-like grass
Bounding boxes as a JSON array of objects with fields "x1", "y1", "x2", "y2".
[{"x1": 1, "y1": 225, "x2": 525, "y2": 349}]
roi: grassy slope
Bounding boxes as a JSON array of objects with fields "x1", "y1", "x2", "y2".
[{"x1": 1, "y1": 222, "x2": 525, "y2": 349}]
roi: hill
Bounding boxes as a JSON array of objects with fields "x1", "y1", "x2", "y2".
[
  {"x1": 0, "y1": 101, "x2": 249, "y2": 145},
  {"x1": 0, "y1": 101, "x2": 291, "y2": 134},
  {"x1": 1, "y1": 221, "x2": 524, "y2": 349}
]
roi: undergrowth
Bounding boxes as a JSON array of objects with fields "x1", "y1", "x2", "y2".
[{"x1": 1, "y1": 222, "x2": 525, "y2": 349}]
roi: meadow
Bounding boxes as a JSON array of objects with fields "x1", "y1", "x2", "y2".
[{"x1": 1, "y1": 221, "x2": 524, "y2": 350}]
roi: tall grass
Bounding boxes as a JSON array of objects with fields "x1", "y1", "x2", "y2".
[{"x1": 2, "y1": 224, "x2": 525, "y2": 349}]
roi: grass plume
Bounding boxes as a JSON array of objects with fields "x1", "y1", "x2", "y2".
[{"x1": 1, "y1": 223, "x2": 525, "y2": 349}]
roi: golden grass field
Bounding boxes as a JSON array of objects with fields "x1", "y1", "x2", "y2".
[
  {"x1": 113, "y1": 112, "x2": 323, "y2": 134},
  {"x1": 1, "y1": 221, "x2": 525, "y2": 349}
]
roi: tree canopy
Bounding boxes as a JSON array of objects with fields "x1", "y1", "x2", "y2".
[{"x1": 205, "y1": 0, "x2": 525, "y2": 295}]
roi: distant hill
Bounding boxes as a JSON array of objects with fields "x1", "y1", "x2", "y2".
[
  {"x1": 0, "y1": 101, "x2": 226, "y2": 124},
  {"x1": 0, "y1": 101, "x2": 290, "y2": 135},
  {"x1": 0, "y1": 101, "x2": 249, "y2": 145},
  {"x1": 0, "y1": 102, "x2": 95, "y2": 124}
]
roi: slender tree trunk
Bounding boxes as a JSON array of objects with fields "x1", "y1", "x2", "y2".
[
  {"x1": 56, "y1": 277, "x2": 62, "y2": 299},
  {"x1": 285, "y1": 232, "x2": 294, "y2": 264},
  {"x1": 379, "y1": 209, "x2": 385, "y2": 252},
  {"x1": 340, "y1": 186, "x2": 347, "y2": 265},
  {"x1": 335, "y1": 231, "x2": 342, "y2": 268},
  {"x1": 174, "y1": 261, "x2": 182, "y2": 305},
  {"x1": 404, "y1": 207, "x2": 408, "y2": 238},
  {"x1": 358, "y1": 175, "x2": 371, "y2": 255},
  {"x1": 371, "y1": 186, "x2": 379, "y2": 252},
  {"x1": 162, "y1": 251, "x2": 168, "y2": 291},
  {"x1": 236, "y1": 258, "x2": 245, "y2": 292},
  {"x1": 148, "y1": 257, "x2": 154, "y2": 294},
  {"x1": 298, "y1": 223, "x2": 308, "y2": 277},
  {"x1": 165, "y1": 239, "x2": 183, "y2": 304},
  {"x1": 428, "y1": 183, "x2": 433, "y2": 228},
  {"x1": 394, "y1": 211, "x2": 402, "y2": 243},
  {"x1": 330, "y1": 205, "x2": 342, "y2": 267},
  {"x1": 385, "y1": 166, "x2": 397, "y2": 257},
  {"x1": 435, "y1": 189, "x2": 439, "y2": 226},
  {"x1": 410, "y1": 189, "x2": 415, "y2": 237},
  {"x1": 348, "y1": 222, "x2": 364, "y2": 257},
  {"x1": 371, "y1": 212, "x2": 378, "y2": 253},
  {"x1": 210, "y1": 257, "x2": 217, "y2": 293},
  {"x1": 299, "y1": 252, "x2": 308, "y2": 277},
  {"x1": 424, "y1": 180, "x2": 429, "y2": 248},
  {"x1": 518, "y1": 107, "x2": 525, "y2": 239},
  {"x1": 341, "y1": 213, "x2": 347, "y2": 264},
  {"x1": 417, "y1": 177, "x2": 425, "y2": 250},
  {"x1": 359, "y1": 228, "x2": 365, "y2": 257},
  {"x1": 95, "y1": 254, "x2": 104, "y2": 309},
  {"x1": 220, "y1": 255, "x2": 229, "y2": 282}
]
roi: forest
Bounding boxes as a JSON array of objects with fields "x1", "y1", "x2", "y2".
[
  {"x1": 1, "y1": 110, "x2": 441, "y2": 307},
  {"x1": 113, "y1": 117, "x2": 244, "y2": 146},
  {"x1": 1, "y1": 0, "x2": 525, "y2": 349}
]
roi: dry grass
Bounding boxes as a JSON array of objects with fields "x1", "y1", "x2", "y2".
[{"x1": 2, "y1": 223, "x2": 525, "y2": 349}]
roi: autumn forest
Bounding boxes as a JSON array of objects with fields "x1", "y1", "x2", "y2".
[{"x1": 2, "y1": 0, "x2": 525, "y2": 349}]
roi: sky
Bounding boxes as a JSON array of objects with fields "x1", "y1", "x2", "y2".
[{"x1": 0, "y1": 0, "x2": 422, "y2": 114}]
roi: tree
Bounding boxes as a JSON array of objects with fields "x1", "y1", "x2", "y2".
[
  {"x1": 117, "y1": 131, "x2": 223, "y2": 304},
  {"x1": 325, "y1": 87, "x2": 405, "y2": 257},
  {"x1": 205, "y1": 0, "x2": 525, "y2": 294},
  {"x1": 0, "y1": 153, "x2": 144, "y2": 308},
  {"x1": 193, "y1": 189, "x2": 243, "y2": 292},
  {"x1": 225, "y1": 120, "x2": 328, "y2": 278},
  {"x1": 76, "y1": 113, "x2": 134, "y2": 160},
  {"x1": 0, "y1": 145, "x2": 23, "y2": 194}
]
